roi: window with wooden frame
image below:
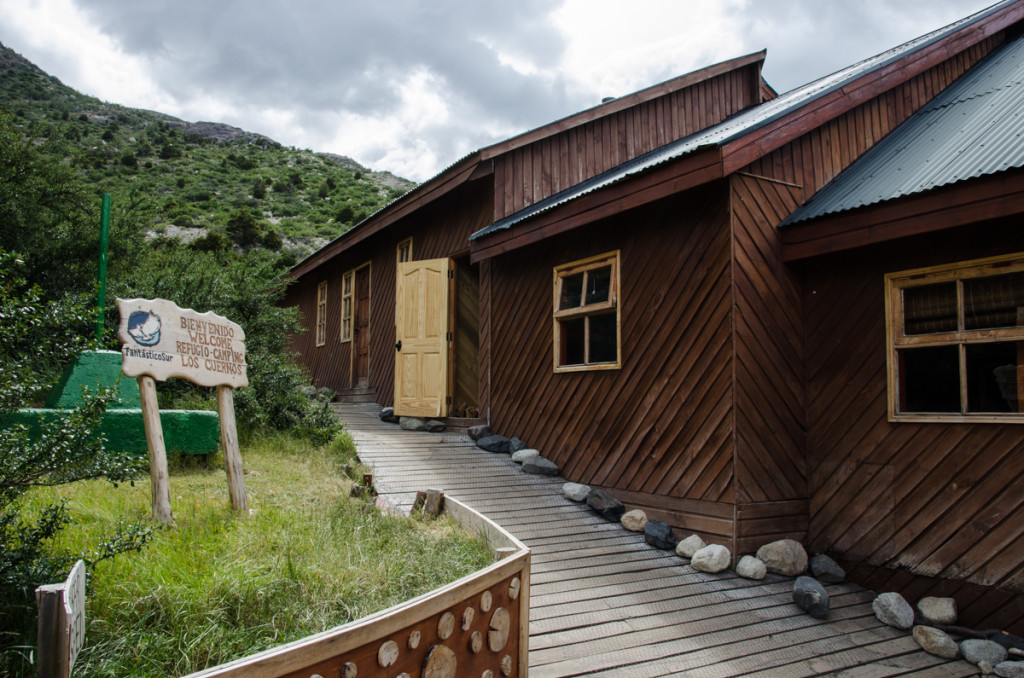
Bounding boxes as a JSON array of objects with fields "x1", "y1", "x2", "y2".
[
  {"x1": 553, "y1": 251, "x2": 621, "y2": 372},
  {"x1": 885, "y1": 252, "x2": 1024, "y2": 422},
  {"x1": 315, "y1": 281, "x2": 327, "y2": 347},
  {"x1": 340, "y1": 271, "x2": 354, "y2": 342},
  {"x1": 397, "y1": 237, "x2": 413, "y2": 265}
]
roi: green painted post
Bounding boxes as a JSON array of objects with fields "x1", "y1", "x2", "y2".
[{"x1": 96, "y1": 193, "x2": 111, "y2": 342}]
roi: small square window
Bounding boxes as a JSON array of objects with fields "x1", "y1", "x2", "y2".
[
  {"x1": 397, "y1": 237, "x2": 413, "y2": 264},
  {"x1": 553, "y1": 252, "x2": 620, "y2": 372}
]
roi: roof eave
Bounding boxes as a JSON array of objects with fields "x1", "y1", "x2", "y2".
[
  {"x1": 288, "y1": 152, "x2": 484, "y2": 279},
  {"x1": 469, "y1": 146, "x2": 725, "y2": 264},
  {"x1": 780, "y1": 167, "x2": 1024, "y2": 261}
]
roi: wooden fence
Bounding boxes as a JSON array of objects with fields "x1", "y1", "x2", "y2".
[{"x1": 185, "y1": 495, "x2": 530, "y2": 678}]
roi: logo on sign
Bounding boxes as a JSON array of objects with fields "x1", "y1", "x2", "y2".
[{"x1": 127, "y1": 310, "x2": 161, "y2": 346}]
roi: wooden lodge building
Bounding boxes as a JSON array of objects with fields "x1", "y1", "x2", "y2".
[{"x1": 286, "y1": 1, "x2": 1024, "y2": 630}]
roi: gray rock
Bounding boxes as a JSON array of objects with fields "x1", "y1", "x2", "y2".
[
  {"x1": 793, "y1": 576, "x2": 830, "y2": 619},
  {"x1": 299, "y1": 385, "x2": 317, "y2": 396},
  {"x1": 379, "y1": 407, "x2": 399, "y2": 423},
  {"x1": 873, "y1": 592, "x2": 915, "y2": 630},
  {"x1": 996, "y1": 661, "x2": 1024, "y2": 678},
  {"x1": 691, "y1": 544, "x2": 731, "y2": 573},
  {"x1": 399, "y1": 416, "x2": 428, "y2": 431},
  {"x1": 916, "y1": 596, "x2": 957, "y2": 626},
  {"x1": 913, "y1": 626, "x2": 960, "y2": 659},
  {"x1": 644, "y1": 520, "x2": 678, "y2": 550},
  {"x1": 509, "y1": 437, "x2": 527, "y2": 452},
  {"x1": 587, "y1": 489, "x2": 625, "y2": 521},
  {"x1": 756, "y1": 539, "x2": 808, "y2": 576},
  {"x1": 522, "y1": 456, "x2": 559, "y2": 476},
  {"x1": 425, "y1": 419, "x2": 445, "y2": 432},
  {"x1": 477, "y1": 435, "x2": 512, "y2": 453},
  {"x1": 316, "y1": 387, "x2": 335, "y2": 401},
  {"x1": 467, "y1": 424, "x2": 492, "y2": 441},
  {"x1": 562, "y1": 482, "x2": 591, "y2": 502},
  {"x1": 511, "y1": 448, "x2": 540, "y2": 465},
  {"x1": 961, "y1": 639, "x2": 1008, "y2": 667},
  {"x1": 676, "y1": 534, "x2": 706, "y2": 559},
  {"x1": 809, "y1": 554, "x2": 845, "y2": 583},
  {"x1": 736, "y1": 555, "x2": 767, "y2": 580},
  {"x1": 621, "y1": 509, "x2": 647, "y2": 532}
]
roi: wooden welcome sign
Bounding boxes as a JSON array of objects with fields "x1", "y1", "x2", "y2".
[{"x1": 117, "y1": 298, "x2": 248, "y2": 525}]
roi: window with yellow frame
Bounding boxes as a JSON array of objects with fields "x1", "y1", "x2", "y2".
[
  {"x1": 553, "y1": 251, "x2": 621, "y2": 372},
  {"x1": 315, "y1": 281, "x2": 327, "y2": 347},
  {"x1": 885, "y1": 252, "x2": 1024, "y2": 422},
  {"x1": 397, "y1": 237, "x2": 413, "y2": 265},
  {"x1": 340, "y1": 271, "x2": 353, "y2": 342}
]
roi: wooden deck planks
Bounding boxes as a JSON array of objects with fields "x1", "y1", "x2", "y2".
[{"x1": 333, "y1": 402, "x2": 979, "y2": 677}]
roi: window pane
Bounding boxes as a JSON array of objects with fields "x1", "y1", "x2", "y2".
[
  {"x1": 898, "y1": 345, "x2": 960, "y2": 413},
  {"x1": 585, "y1": 266, "x2": 612, "y2": 305},
  {"x1": 903, "y1": 283, "x2": 957, "y2": 335},
  {"x1": 589, "y1": 312, "x2": 618, "y2": 363},
  {"x1": 559, "y1": 273, "x2": 584, "y2": 310},
  {"x1": 966, "y1": 341, "x2": 1022, "y2": 413},
  {"x1": 964, "y1": 271, "x2": 1024, "y2": 330},
  {"x1": 560, "y1": 317, "x2": 585, "y2": 365}
]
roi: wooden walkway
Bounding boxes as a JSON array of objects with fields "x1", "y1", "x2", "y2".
[{"x1": 333, "y1": 403, "x2": 979, "y2": 677}]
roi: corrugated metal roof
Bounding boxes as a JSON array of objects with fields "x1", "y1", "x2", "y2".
[
  {"x1": 471, "y1": 0, "x2": 1014, "y2": 242},
  {"x1": 782, "y1": 31, "x2": 1024, "y2": 226}
]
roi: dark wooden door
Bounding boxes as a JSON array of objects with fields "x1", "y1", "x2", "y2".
[{"x1": 353, "y1": 266, "x2": 371, "y2": 388}]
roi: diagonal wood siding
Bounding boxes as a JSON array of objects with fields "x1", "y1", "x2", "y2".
[
  {"x1": 741, "y1": 36, "x2": 1000, "y2": 195},
  {"x1": 803, "y1": 221, "x2": 1024, "y2": 602},
  {"x1": 729, "y1": 173, "x2": 809, "y2": 553},
  {"x1": 724, "y1": 30, "x2": 1007, "y2": 559},
  {"x1": 487, "y1": 186, "x2": 738, "y2": 543}
]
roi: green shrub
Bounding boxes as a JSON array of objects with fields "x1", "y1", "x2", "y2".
[{"x1": 0, "y1": 252, "x2": 151, "y2": 671}]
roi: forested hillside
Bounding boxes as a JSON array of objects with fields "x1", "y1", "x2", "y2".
[{"x1": 0, "y1": 41, "x2": 416, "y2": 264}]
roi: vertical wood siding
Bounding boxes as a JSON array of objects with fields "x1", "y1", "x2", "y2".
[
  {"x1": 803, "y1": 221, "x2": 1024, "y2": 598},
  {"x1": 284, "y1": 274, "x2": 352, "y2": 392},
  {"x1": 488, "y1": 186, "x2": 738, "y2": 542},
  {"x1": 494, "y1": 68, "x2": 760, "y2": 219},
  {"x1": 285, "y1": 183, "x2": 494, "y2": 403}
]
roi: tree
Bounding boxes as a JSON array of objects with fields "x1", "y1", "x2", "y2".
[
  {"x1": 0, "y1": 114, "x2": 148, "y2": 301},
  {"x1": 225, "y1": 209, "x2": 264, "y2": 250}
]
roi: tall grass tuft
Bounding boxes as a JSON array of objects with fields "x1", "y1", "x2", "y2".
[{"x1": 23, "y1": 432, "x2": 491, "y2": 677}]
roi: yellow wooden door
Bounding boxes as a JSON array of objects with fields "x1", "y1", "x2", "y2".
[{"x1": 394, "y1": 258, "x2": 452, "y2": 417}]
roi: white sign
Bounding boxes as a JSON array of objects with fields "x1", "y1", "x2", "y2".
[
  {"x1": 117, "y1": 298, "x2": 248, "y2": 388},
  {"x1": 65, "y1": 560, "x2": 85, "y2": 671}
]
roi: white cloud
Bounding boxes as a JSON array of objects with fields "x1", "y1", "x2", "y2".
[
  {"x1": 0, "y1": 0, "x2": 1004, "y2": 182},
  {"x1": 551, "y1": 0, "x2": 747, "y2": 98},
  {"x1": 0, "y1": 0, "x2": 177, "y2": 113}
]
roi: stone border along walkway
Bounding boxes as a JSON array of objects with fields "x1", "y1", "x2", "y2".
[{"x1": 333, "y1": 402, "x2": 980, "y2": 677}]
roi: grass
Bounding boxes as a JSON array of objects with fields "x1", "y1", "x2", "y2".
[{"x1": 20, "y1": 433, "x2": 492, "y2": 677}]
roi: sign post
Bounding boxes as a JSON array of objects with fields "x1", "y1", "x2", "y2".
[
  {"x1": 35, "y1": 559, "x2": 85, "y2": 678},
  {"x1": 117, "y1": 298, "x2": 249, "y2": 523}
]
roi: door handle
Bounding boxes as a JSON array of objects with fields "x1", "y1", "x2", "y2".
[{"x1": 395, "y1": 340, "x2": 402, "y2": 351}]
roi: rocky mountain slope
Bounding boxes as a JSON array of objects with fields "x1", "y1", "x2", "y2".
[{"x1": 0, "y1": 41, "x2": 417, "y2": 262}]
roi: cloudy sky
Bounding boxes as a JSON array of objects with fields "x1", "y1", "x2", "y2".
[{"x1": 0, "y1": 0, "x2": 998, "y2": 182}]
